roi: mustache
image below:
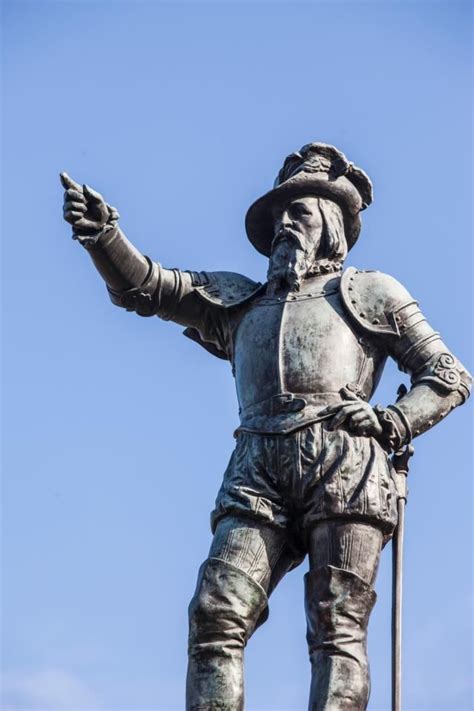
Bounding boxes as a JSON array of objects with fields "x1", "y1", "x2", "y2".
[{"x1": 272, "y1": 228, "x2": 305, "y2": 251}]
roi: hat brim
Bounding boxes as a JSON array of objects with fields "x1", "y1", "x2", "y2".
[{"x1": 245, "y1": 171, "x2": 363, "y2": 258}]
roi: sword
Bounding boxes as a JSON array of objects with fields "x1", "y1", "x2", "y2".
[{"x1": 390, "y1": 440, "x2": 414, "y2": 711}]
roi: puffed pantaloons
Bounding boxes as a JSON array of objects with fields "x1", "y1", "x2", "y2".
[{"x1": 186, "y1": 516, "x2": 383, "y2": 710}]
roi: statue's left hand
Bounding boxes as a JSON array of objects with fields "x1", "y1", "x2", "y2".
[{"x1": 323, "y1": 395, "x2": 383, "y2": 437}]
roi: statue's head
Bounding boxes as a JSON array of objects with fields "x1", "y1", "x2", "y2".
[
  {"x1": 245, "y1": 143, "x2": 373, "y2": 290},
  {"x1": 267, "y1": 195, "x2": 346, "y2": 291}
]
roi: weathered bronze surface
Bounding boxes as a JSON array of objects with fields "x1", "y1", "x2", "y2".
[{"x1": 61, "y1": 142, "x2": 471, "y2": 710}]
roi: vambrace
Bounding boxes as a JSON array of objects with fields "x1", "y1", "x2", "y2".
[
  {"x1": 84, "y1": 224, "x2": 167, "y2": 317},
  {"x1": 107, "y1": 259, "x2": 162, "y2": 317},
  {"x1": 84, "y1": 224, "x2": 205, "y2": 323},
  {"x1": 107, "y1": 263, "x2": 202, "y2": 321},
  {"x1": 382, "y1": 301, "x2": 472, "y2": 443},
  {"x1": 84, "y1": 225, "x2": 150, "y2": 292}
]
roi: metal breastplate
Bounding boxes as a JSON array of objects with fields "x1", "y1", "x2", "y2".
[{"x1": 232, "y1": 276, "x2": 386, "y2": 433}]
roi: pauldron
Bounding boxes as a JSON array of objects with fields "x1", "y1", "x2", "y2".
[
  {"x1": 340, "y1": 267, "x2": 414, "y2": 337},
  {"x1": 190, "y1": 270, "x2": 264, "y2": 308}
]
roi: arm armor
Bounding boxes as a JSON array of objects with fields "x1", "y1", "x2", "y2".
[
  {"x1": 341, "y1": 268, "x2": 472, "y2": 448},
  {"x1": 84, "y1": 225, "x2": 150, "y2": 293},
  {"x1": 82, "y1": 224, "x2": 261, "y2": 359}
]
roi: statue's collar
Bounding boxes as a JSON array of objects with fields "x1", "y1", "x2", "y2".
[
  {"x1": 306, "y1": 260, "x2": 343, "y2": 277},
  {"x1": 261, "y1": 272, "x2": 341, "y2": 303}
]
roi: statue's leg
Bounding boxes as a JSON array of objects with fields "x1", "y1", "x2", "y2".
[
  {"x1": 305, "y1": 521, "x2": 383, "y2": 711},
  {"x1": 186, "y1": 515, "x2": 297, "y2": 711}
]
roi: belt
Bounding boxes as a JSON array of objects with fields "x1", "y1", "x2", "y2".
[
  {"x1": 239, "y1": 392, "x2": 344, "y2": 419},
  {"x1": 236, "y1": 392, "x2": 350, "y2": 434}
]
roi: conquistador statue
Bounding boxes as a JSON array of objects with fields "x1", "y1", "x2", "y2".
[{"x1": 61, "y1": 143, "x2": 471, "y2": 710}]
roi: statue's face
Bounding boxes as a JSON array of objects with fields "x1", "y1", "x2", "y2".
[
  {"x1": 267, "y1": 196, "x2": 323, "y2": 292},
  {"x1": 271, "y1": 196, "x2": 323, "y2": 254}
]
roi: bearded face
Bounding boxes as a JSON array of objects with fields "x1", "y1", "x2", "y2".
[{"x1": 267, "y1": 197, "x2": 323, "y2": 293}]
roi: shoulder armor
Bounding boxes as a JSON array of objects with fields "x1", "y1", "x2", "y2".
[
  {"x1": 182, "y1": 327, "x2": 228, "y2": 361},
  {"x1": 340, "y1": 267, "x2": 416, "y2": 337},
  {"x1": 192, "y1": 270, "x2": 264, "y2": 308}
]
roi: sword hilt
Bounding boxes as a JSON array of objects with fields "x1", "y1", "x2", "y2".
[
  {"x1": 391, "y1": 444, "x2": 415, "y2": 476},
  {"x1": 391, "y1": 444, "x2": 414, "y2": 503}
]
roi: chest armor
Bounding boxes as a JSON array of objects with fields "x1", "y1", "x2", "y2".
[{"x1": 232, "y1": 275, "x2": 386, "y2": 431}]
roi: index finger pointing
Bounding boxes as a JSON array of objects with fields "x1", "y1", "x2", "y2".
[{"x1": 60, "y1": 172, "x2": 83, "y2": 192}]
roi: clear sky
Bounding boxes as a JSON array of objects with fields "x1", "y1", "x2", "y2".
[{"x1": 1, "y1": 1, "x2": 472, "y2": 710}]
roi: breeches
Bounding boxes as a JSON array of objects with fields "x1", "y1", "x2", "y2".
[
  {"x1": 187, "y1": 516, "x2": 383, "y2": 710},
  {"x1": 211, "y1": 424, "x2": 398, "y2": 541}
]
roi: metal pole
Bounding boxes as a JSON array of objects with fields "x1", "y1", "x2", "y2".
[
  {"x1": 391, "y1": 444, "x2": 413, "y2": 711},
  {"x1": 392, "y1": 492, "x2": 406, "y2": 711}
]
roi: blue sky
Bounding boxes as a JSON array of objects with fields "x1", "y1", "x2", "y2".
[{"x1": 1, "y1": 1, "x2": 472, "y2": 709}]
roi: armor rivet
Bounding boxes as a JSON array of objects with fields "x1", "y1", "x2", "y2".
[
  {"x1": 372, "y1": 318, "x2": 379, "y2": 324},
  {"x1": 428, "y1": 420, "x2": 433, "y2": 426},
  {"x1": 348, "y1": 287, "x2": 353, "y2": 291},
  {"x1": 351, "y1": 300, "x2": 357, "y2": 305},
  {"x1": 360, "y1": 312, "x2": 366, "y2": 318}
]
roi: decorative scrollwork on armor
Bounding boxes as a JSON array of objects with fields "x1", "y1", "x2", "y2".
[
  {"x1": 414, "y1": 351, "x2": 462, "y2": 394},
  {"x1": 432, "y1": 353, "x2": 461, "y2": 387}
]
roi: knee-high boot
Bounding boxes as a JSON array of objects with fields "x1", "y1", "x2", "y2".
[
  {"x1": 186, "y1": 557, "x2": 269, "y2": 710},
  {"x1": 305, "y1": 565, "x2": 377, "y2": 711}
]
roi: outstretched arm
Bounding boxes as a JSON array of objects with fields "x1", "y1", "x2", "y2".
[{"x1": 60, "y1": 173, "x2": 230, "y2": 353}]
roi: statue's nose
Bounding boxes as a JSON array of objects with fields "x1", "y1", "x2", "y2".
[{"x1": 280, "y1": 209, "x2": 291, "y2": 227}]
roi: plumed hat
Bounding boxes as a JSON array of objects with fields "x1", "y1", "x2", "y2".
[{"x1": 245, "y1": 143, "x2": 373, "y2": 257}]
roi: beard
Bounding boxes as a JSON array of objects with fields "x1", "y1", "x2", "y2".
[{"x1": 266, "y1": 233, "x2": 310, "y2": 293}]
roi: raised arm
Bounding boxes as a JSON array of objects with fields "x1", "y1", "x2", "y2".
[
  {"x1": 60, "y1": 172, "x2": 233, "y2": 355},
  {"x1": 61, "y1": 173, "x2": 265, "y2": 360}
]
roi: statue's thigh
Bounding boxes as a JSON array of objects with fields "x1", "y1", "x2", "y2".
[
  {"x1": 307, "y1": 521, "x2": 383, "y2": 586},
  {"x1": 209, "y1": 515, "x2": 299, "y2": 594}
]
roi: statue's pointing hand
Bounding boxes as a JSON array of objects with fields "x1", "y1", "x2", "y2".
[
  {"x1": 60, "y1": 172, "x2": 120, "y2": 247},
  {"x1": 323, "y1": 389, "x2": 383, "y2": 438}
]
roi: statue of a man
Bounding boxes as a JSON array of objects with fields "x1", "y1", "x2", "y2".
[{"x1": 61, "y1": 143, "x2": 471, "y2": 710}]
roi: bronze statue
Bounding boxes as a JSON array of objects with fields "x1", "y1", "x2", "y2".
[{"x1": 61, "y1": 143, "x2": 471, "y2": 711}]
